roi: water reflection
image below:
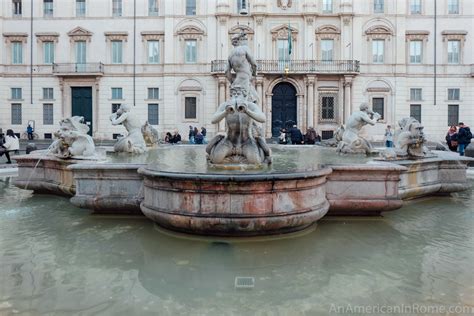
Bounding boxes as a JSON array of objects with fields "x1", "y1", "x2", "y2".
[{"x1": 0, "y1": 177, "x2": 473, "y2": 315}]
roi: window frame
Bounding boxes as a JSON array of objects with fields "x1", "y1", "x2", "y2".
[
  {"x1": 12, "y1": 0, "x2": 22, "y2": 17},
  {"x1": 184, "y1": 96, "x2": 197, "y2": 120},
  {"x1": 42, "y1": 88, "x2": 54, "y2": 100},
  {"x1": 185, "y1": 39, "x2": 197, "y2": 63},
  {"x1": 43, "y1": 0, "x2": 53, "y2": 17},
  {"x1": 147, "y1": 88, "x2": 159, "y2": 100},
  {"x1": 186, "y1": 0, "x2": 196, "y2": 15},
  {"x1": 147, "y1": 40, "x2": 160, "y2": 64},
  {"x1": 76, "y1": 0, "x2": 86, "y2": 17},
  {"x1": 322, "y1": 0, "x2": 333, "y2": 13},
  {"x1": 448, "y1": 0, "x2": 459, "y2": 14},
  {"x1": 410, "y1": 88, "x2": 423, "y2": 101},
  {"x1": 410, "y1": 104, "x2": 422, "y2": 123},
  {"x1": 409, "y1": 40, "x2": 422, "y2": 64},
  {"x1": 112, "y1": 0, "x2": 122, "y2": 17},
  {"x1": 12, "y1": 41, "x2": 23, "y2": 65},
  {"x1": 374, "y1": 0, "x2": 384, "y2": 13},
  {"x1": 111, "y1": 40, "x2": 123, "y2": 64},
  {"x1": 372, "y1": 39, "x2": 385, "y2": 64},
  {"x1": 148, "y1": 103, "x2": 159, "y2": 125},
  {"x1": 43, "y1": 103, "x2": 54, "y2": 125},
  {"x1": 111, "y1": 87, "x2": 123, "y2": 100},
  {"x1": 447, "y1": 40, "x2": 460, "y2": 64},
  {"x1": 11, "y1": 88, "x2": 22, "y2": 100},
  {"x1": 410, "y1": 0, "x2": 422, "y2": 14},
  {"x1": 321, "y1": 39, "x2": 334, "y2": 61},
  {"x1": 43, "y1": 41, "x2": 55, "y2": 64},
  {"x1": 372, "y1": 97, "x2": 385, "y2": 120},
  {"x1": 148, "y1": 0, "x2": 158, "y2": 16},
  {"x1": 11, "y1": 103, "x2": 22, "y2": 125},
  {"x1": 447, "y1": 104, "x2": 459, "y2": 126},
  {"x1": 447, "y1": 88, "x2": 460, "y2": 101}
]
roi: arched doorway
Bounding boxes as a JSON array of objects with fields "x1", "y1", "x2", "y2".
[{"x1": 271, "y1": 82, "x2": 297, "y2": 137}]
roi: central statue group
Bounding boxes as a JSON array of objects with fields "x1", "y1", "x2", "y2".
[{"x1": 206, "y1": 31, "x2": 271, "y2": 166}]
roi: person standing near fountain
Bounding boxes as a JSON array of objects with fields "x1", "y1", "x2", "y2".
[
  {"x1": 457, "y1": 122, "x2": 472, "y2": 156},
  {"x1": 0, "y1": 129, "x2": 19, "y2": 164},
  {"x1": 110, "y1": 104, "x2": 146, "y2": 154}
]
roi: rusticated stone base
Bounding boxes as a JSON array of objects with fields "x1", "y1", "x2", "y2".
[{"x1": 138, "y1": 167, "x2": 332, "y2": 236}]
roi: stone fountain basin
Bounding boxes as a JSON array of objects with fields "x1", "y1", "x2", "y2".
[
  {"x1": 138, "y1": 167, "x2": 332, "y2": 236},
  {"x1": 12, "y1": 146, "x2": 473, "y2": 235}
]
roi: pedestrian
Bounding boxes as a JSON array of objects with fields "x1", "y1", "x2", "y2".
[
  {"x1": 26, "y1": 124, "x2": 34, "y2": 140},
  {"x1": 195, "y1": 132, "x2": 203, "y2": 144},
  {"x1": 188, "y1": 126, "x2": 195, "y2": 144},
  {"x1": 384, "y1": 125, "x2": 394, "y2": 148},
  {"x1": 445, "y1": 125, "x2": 458, "y2": 152},
  {"x1": 171, "y1": 130, "x2": 182, "y2": 144},
  {"x1": 165, "y1": 132, "x2": 172, "y2": 143},
  {"x1": 289, "y1": 125, "x2": 304, "y2": 145},
  {"x1": 0, "y1": 129, "x2": 20, "y2": 164},
  {"x1": 201, "y1": 127, "x2": 207, "y2": 144},
  {"x1": 279, "y1": 128, "x2": 288, "y2": 144},
  {"x1": 304, "y1": 127, "x2": 317, "y2": 145},
  {"x1": 457, "y1": 122, "x2": 472, "y2": 156}
]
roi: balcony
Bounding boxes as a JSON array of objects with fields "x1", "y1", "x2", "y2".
[
  {"x1": 211, "y1": 60, "x2": 360, "y2": 75},
  {"x1": 52, "y1": 63, "x2": 104, "y2": 76}
]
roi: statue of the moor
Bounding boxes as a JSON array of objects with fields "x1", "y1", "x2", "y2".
[{"x1": 110, "y1": 104, "x2": 147, "y2": 154}]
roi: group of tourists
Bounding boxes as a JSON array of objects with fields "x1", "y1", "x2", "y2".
[
  {"x1": 188, "y1": 126, "x2": 207, "y2": 145},
  {"x1": 164, "y1": 130, "x2": 182, "y2": 144},
  {"x1": 0, "y1": 129, "x2": 20, "y2": 164},
  {"x1": 446, "y1": 122, "x2": 472, "y2": 156},
  {"x1": 279, "y1": 125, "x2": 322, "y2": 145}
]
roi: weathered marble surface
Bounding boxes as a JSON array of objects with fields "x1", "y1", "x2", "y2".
[
  {"x1": 110, "y1": 104, "x2": 147, "y2": 154},
  {"x1": 138, "y1": 167, "x2": 332, "y2": 236},
  {"x1": 69, "y1": 163, "x2": 145, "y2": 214},
  {"x1": 49, "y1": 116, "x2": 96, "y2": 159}
]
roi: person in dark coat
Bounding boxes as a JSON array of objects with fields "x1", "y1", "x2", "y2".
[
  {"x1": 289, "y1": 125, "x2": 304, "y2": 145},
  {"x1": 201, "y1": 127, "x2": 207, "y2": 144},
  {"x1": 457, "y1": 122, "x2": 472, "y2": 156},
  {"x1": 445, "y1": 125, "x2": 458, "y2": 152},
  {"x1": 188, "y1": 126, "x2": 195, "y2": 144}
]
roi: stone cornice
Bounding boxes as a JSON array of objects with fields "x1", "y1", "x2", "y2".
[
  {"x1": 67, "y1": 27, "x2": 93, "y2": 42},
  {"x1": 441, "y1": 30, "x2": 468, "y2": 42},
  {"x1": 176, "y1": 26, "x2": 205, "y2": 41},
  {"x1": 3, "y1": 32, "x2": 28, "y2": 43},
  {"x1": 104, "y1": 31, "x2": 128, "y2": 42},
  {"x1": 141, "y1": 31, "x2": 165, "y2": 41}
]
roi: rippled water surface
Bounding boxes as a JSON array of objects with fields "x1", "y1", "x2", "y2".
[
  {"x1": 0, "y1": 176, "x2": 473, "y2": 315},
  {"x1": 107, "y1": 145, "x2": 371, "y2": 174}
]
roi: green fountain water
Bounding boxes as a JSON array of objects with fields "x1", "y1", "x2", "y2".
[{"x1": 1, "y1": 175, "x2": 472, "y2": 315}]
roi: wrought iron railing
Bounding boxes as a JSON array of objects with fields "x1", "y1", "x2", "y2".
[
  {"x1": 211, "y1": 60, "x2": 360, "y2": 74},
  {"x1": 52, "y1": 62, "x2": 104, "y2": 74}
]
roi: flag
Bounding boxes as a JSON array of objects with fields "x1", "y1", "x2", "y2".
[{"x1": 288, "y1": 23, "x2": 292, "y2": 56}]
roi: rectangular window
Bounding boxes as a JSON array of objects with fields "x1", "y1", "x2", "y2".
[
  {"x1": 75, "y1": 41, "x2": 86, "y2": 64},
  {"x1": 374, "y1": 0, "x2": 384, "y2": 13},
  {"x1": 410, "y1": 88, "x2": 422, "y2": 101},
  {"x1": 186, "y1": 0, "x2": 196, "y2": 15},
  {"x1": 321, "y1": 39, "x2": 334, "y2": 61},
  {"x1": 448, "y1": 88, "x2": 460, "y2": 101},
  {"x1": 372, "y1": 98, "x2": 384, "y2": 120},
  {"x1": 11, "y1": 88, "x2": 22, "y2": 100},
  {"x1": 11, "y1": 104, "x2": 22, "y2": 125},
  {"x1": 448, "y1": 105, "x2": 459, "y2": 126},
  {"x1": 43, "y1": 41, "x2": 54, "y2": 64},
  {"x1": 111, "y1": 40, "x2": 123, "y2": 64},
  {"x1": 43, "y1": 88, "x2": 54, "y2": 100},
  {"x1": 76, "y1": 0, "x2": 85, "y2": 17},
  {"x1": 322, "y1": 0, "x2": 333, "y2": 13},
  {"x1": 44, "y1": 133, "x2": 52, "y2": 139},
  {"x1": 410, "y1": 104, "x2": 422, "y2": 123},
  {"x1": 448, "y1": 0, "x2": 459, "y2": 14},
  {"x1": 43, "y1": 0, "x2": 53, "y2": 17},
  {"x1": 185, "y1": 40, "x2": 197, "y2": 63},
  {"x1": 43, "y1": 104, "x2": 54, "y2": 125},
  {"x1": 237, "y1": 0, "x2": 248, "y2": 12},
  {"x1": 410, "y1": 0, "x2": 421, "y2": 14},
  {"x1": 277, "y1": 39, "x2": 289, "y2": 61},
  {"x1": 148, "y1": 40, "x2": 160, "y2": 63},
  {"x1": 112, "y1": 0, "x2": 122, "y2": 16},
  {"x1": 448, "y1": 40, "x2": 460, "y2": 64},
  {"x1": 148, "y1": 88, "x2": 159, "y2": 99},
  {"x1": 372, "y1": 40, "x2": 384, "y2": 63},
  {"x1": 148, "y1": 0, "x2": 158, "y2": 16},
  {"x1": 321, "y1": 96, "x2": 335, "y2": 120},
  {"x1": 185, "y1": 97, "x2": 197, "y2": 119},
  {"x1": 112, "y1": 103, "x2": 121, "y2": 113},
  {"x1": 148, "y1": 104, "x2": 159, "y2": 125},
  {"x1": 409, "y1": 40, "x2": 422, "y2": 64},
  {"x1": 12, "y1": 42, "x2": 23, "y2": 64},
  {"x1": 13, "y1": 0, "x2": 22, "y2": 16},
  {"x1": 111, "y1": 88, "x2": 123, "y2": 100}
]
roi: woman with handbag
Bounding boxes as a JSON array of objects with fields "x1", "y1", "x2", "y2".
[{"x1": 0, "y1": 129, "x2": 19, "y2": 164}]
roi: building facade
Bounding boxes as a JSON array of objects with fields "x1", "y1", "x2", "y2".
[{"x1": 0, "y1": 0, "x2": 473, "y2": 141}]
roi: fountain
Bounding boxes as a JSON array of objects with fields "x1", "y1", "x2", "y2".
[{"x1": 11, "y1": 30, "x2": 473, "y2": 236}]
